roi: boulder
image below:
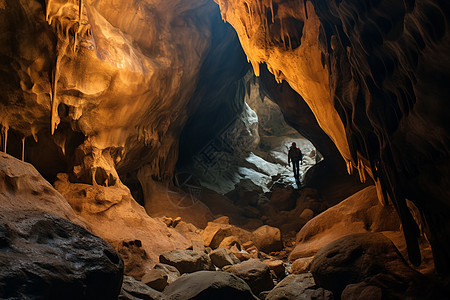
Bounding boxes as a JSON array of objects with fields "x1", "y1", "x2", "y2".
[
  {"x1": 162, "y1": 271, "x2": 258, "y2": 300},
  {"x1": 252, "y1": 225, "x2": 283, "y2": 253},
  {"x1": 0, "y1": 153, "x2": 84, "y2": 226},
  {"x1": 290, "y1": 186, "x2": 401, "y2": 261},
  {"x1": 141, "y1": 269, "x2": 168, "y2": 292},
  {"x1": 218, "y1": 236, "x2": 241, "y2": 250},
  {"x1": 291, "y1": 257, "x2": 314, "y2": 274},
  {"x1": 265, "y1": 273, "x2": 333, "y2": 300},
  {"x1": 55, "y1": 174, "x2": 191, "y2": 275},
  {"x1": 153, "y1": 263, "x2": 180, "y2": 285},
  {"x1": 117, "y1": 239, "x2": 149, "y2": 280},
  {"x1": 269, "y1": 186, "x2": 297, "y2": 211},
  {"x1": 263, "y1": 260, "x2": 285, "y2": 278},
  {"x1": 310, "y1": 233, "x2": 429, "y2": 298},
  {"x1": 224, "y1": 259, "x2": 274, "y2": 295},
  {"x1": 202, "y1": 222, "x2": 252, "y2": 249},
  {"x1": 120, "y1": 275, "x2": 164, "y2": 300},
  {"x1": 0, "y1": 211, "x2": 123, "y2": 299},
  {"x1": 159, "y1": 249, "x2": 214, "y2": 274},
  {"x1": 209, "y1": 248, "x2": 240, "y2": 268}
]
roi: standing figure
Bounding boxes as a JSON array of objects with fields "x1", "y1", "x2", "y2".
[{"x1": 288, "y1": 142, "x2": 302, "y2": 181}]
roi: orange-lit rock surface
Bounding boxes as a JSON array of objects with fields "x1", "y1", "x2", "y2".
[
  {"x1": 54, "y1": 173, "x2": 191, "y2": 275},
  {"x1": 0, "y1": 0, "x2": 234, "y2": 183},
  {"x1": 215, "y1": 0, "x2": 450, "y2": 274}
]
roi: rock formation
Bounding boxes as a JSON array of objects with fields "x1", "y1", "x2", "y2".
[{"x1": 214, "y1": 0, "x2": 450, "y2": 274}]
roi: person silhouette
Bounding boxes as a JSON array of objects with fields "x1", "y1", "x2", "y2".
[{"x1": 288, "y1": 142, "x2": 302, "y2": 181}]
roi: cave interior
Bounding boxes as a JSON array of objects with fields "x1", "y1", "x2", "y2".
[{"x1": 0, "y1": 0, "x2": 449, "y2": 299}]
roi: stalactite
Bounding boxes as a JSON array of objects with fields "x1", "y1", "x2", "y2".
[
  {"x1": 51, "y1": 26, "x2": 71, "y2": 135},
  {"x1": 375, "y1": 178, "x2": 387, "y2": 206},
  {"x1": 21, "y1": 137, "x2": 25, "y2": 161},
  {"x1": 31, "y1": 126, "x2": 38, "y2": 143},
  {"x1": 346, "y1": 159, "x2": 353, "y2": 175},
  {"x1": 357, "y1": 157, "x2": 366, "y2": 183}
]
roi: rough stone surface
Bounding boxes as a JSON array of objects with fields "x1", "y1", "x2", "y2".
[
  {"x1": 209, "y1": 248, "x2": 240, "y2": 268},
  {"x1": 120, "y1": 276, "x2": 164, "y2": 300},
  {"x1": 265, "y1": 273, "x2": 333, "y2": 300},
  {"x1": 215, "y1": 0, "x2": 450, "y2": 274},
  {"x1": 224, "y1": 258, "x2": 274, "y2": 295},
  {"x1": 141, "y1": 269, "x2": 168, "y2": 292},
  {"x1": 55, "y1": 174, "x2": 191, "y2": 276},
  {"x1": 310, "y1": 233, "x2": 431, "y2": 298},
  {"x1": 202, "y1": 222, "x2": 252, "y2": 249},
  {"x1": 290, "y1": 186, "x2": 401, "y2": 261},
  {"x1": 263, "y1": 260, "x2": 285, "y2": 278},
  {"x1": 163, "y1": 271, "x2": 258, "y2": 300},
  {"x1": 291, "y1": 257, "x2": 314, "y2": 274},
  {"x1": 159, "y1": 249, "x2": 215, "y2": 274},
  {"x1": 0, "y1": 153, "x2": 84, "y2": 226},
  {"x1": 252, "y1": 225, "x2": 283, "y2": 253},
  {"x1": 153, "y1": 263, "x2": 180, "y2": 285},
  {"x1": 0, "y1": 211, "x2": 123, "y2": 299}
]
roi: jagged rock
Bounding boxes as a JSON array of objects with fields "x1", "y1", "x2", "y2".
[
  {"x1": 162, "y1": 271, "x2": 258, "y2": 300},
  {"x1": 209, "y1": 248, "x2": 240, "y2": 268},
  {"x1": 153, "y1": 264, "x2": 180, "y2": 285},
  {"x1": 0, "y1": 153, "x2": 83, "y2": 226},
  {"x1": 141, "y1": 269, "x2": 168, "y2": 292},
  {"x1": 224, "y1": 258, "x2": 274, "y2": 295},
  {"x1": 218, "y1": 236, "x2": 242, "y2": 250},
  {"x1": 290, "y1": 186, "x2": 401, "y2": 261},
  {"x1": 55, "y1": 174, "x2": 191, "y2": 275},
  {"x1": 269, "y1": 186, "x2": 297, "y2": 211},
  {"x1": 120, "y1": 276, "x2": 164, "y2": 300},
  {"x1": 234, "y1": 250, "x2": 253, "y2": 262},
  {"x1": 0, "y1": 211, "x2": 123, "y2": 299},
  {"x1": 213, "y1": 216, "x2": 230, "y2": 224},
  {"x1": 310, "y1": 233, "x2": 429, "y2": 298},
  {"x1": 252, "y1": 225, "x2": 283, "y2": 253},
  {"x1": 159, "y1": 249, "x2": 214, "y2": 274},
  {"x1": 291, "y1": 257, "x2": 314, "y2": 274},
  {"x1": 299, "y1": 209, "x2": 314, "y2": 221},
  {"x1": 263, "y1": 260, "x2": 285, "y2": 278},
  {"x1": 265, "y1": 273, "x2": 333, "y2": 300},
  {"x1": 202, "y1": 222, "x2": 252, "y2": 249},
  {"x1": 117, "y1": 239, "x2": 149, "y2": 280}
]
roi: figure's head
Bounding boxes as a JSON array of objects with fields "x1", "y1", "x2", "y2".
[{"x1": 292, "y1": 142, "x2": 296, "y2": 147}]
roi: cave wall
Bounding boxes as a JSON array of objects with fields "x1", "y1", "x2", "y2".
[
  {"x1": 0, "y1": 0, "x2": 227, "y2": 185},
  {"x1": 214, "y1": 0, "x2": 450, "y2": 274}
]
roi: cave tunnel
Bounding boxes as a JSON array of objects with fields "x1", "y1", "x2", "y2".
[{"x1": 0, "y1": 0, "x2": 449, "y2": 299}]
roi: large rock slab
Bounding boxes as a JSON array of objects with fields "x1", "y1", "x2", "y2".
[
  {"x1": 159, "y1": 249, "x2": 215, "y2": 274},
  {"x1": 224, "y1": 258, "x2": 274, "y2": 295},
  {"x1": 0, "y1": 211, "x2": 123, "y2": 299},
  {"x1": 290, "y1": 186, "x2": 401, "y2": 261},
  {"x1": 310, "y1": 233, "x2": 431, "y2": 298},
  {"x1": 209, "y1": 248, "x2": 240, "y2": 268},
  {"x1": 265, "y1": 273, "x2": 333, "y2": 300},
  {"x1": 0, "y1": 153, "x2": 84, "y2": 226},
  {"x1": 202, "y1": 221, "x2": 252, "y2": 249},
  {"x1": 252, "y1": 225, "x2": 283, "y2": 253},
  {"x1": 162, "y1": 271, "x2": 258, "y2": 300},
  {"x1": 55, "y1": 174, "x2": 191, "y2": 277},
  {"x1": 119, "y1": 275, "x2": 164, "y2": 300}
]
